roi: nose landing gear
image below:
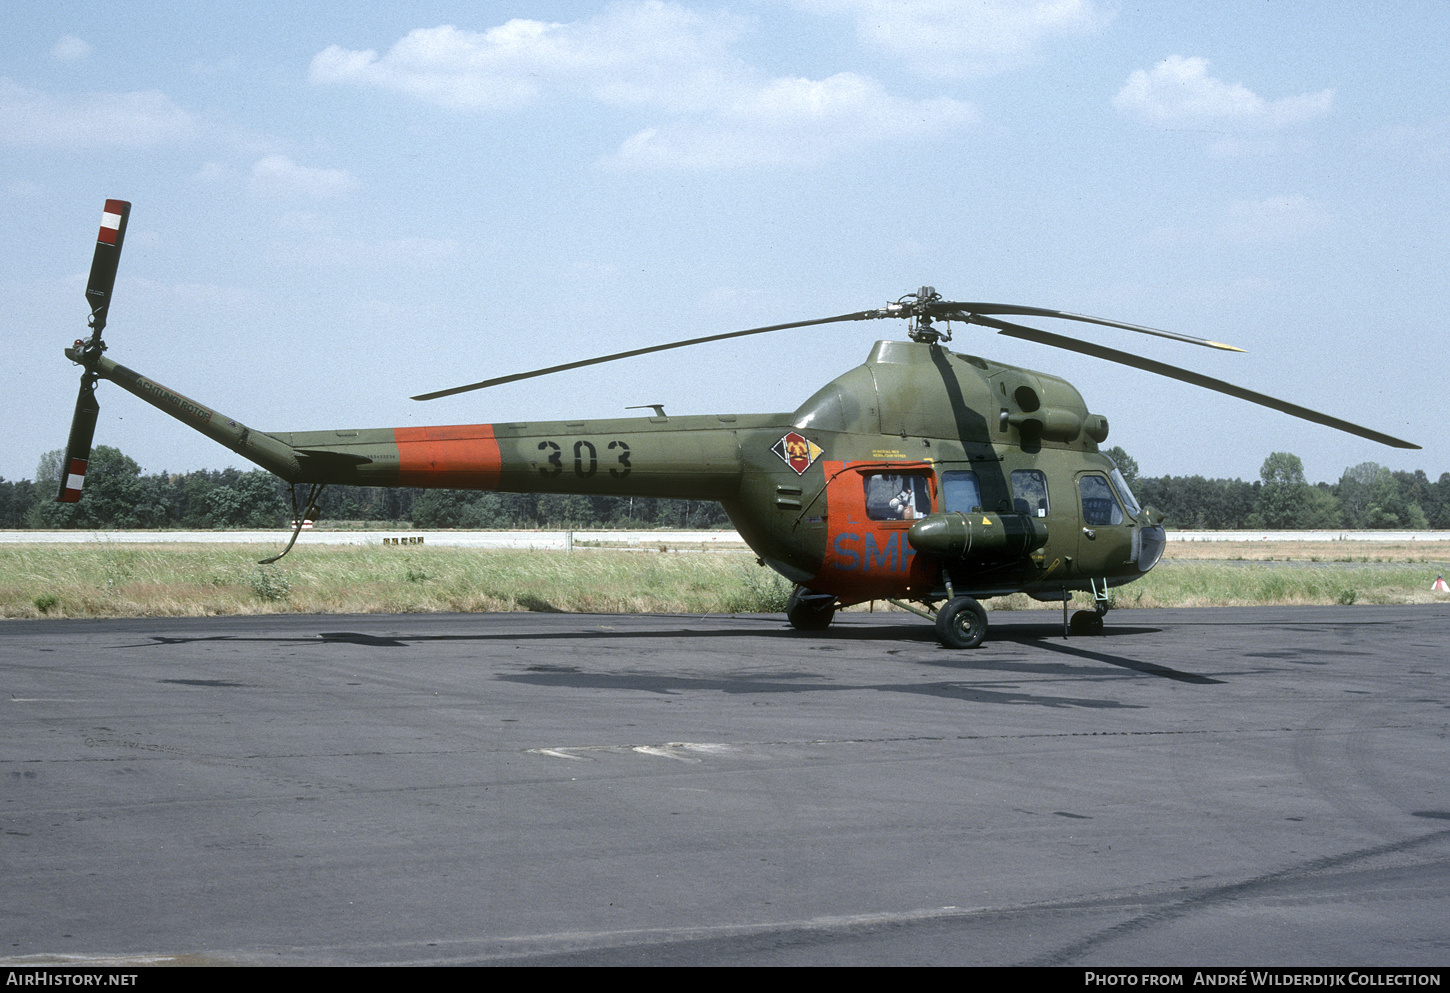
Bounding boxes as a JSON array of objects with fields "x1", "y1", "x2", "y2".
[{"x1": 1067, "y1": 577, "x2": 1111, "y2": 635}]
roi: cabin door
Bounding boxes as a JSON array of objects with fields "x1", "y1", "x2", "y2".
[
  {"x1": 1073, "y1": 470, "x2": 1134, "y2": 573},
  {"x1": 819, "y1": 461, "x2": 939, "y2": 601}
]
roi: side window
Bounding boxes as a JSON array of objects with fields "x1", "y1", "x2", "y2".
[
  {"x1": 941, "y1": 471, "x2": 982, "y2": 514},
  {"x1": 1011, "y1": 469, "x2": 1049, "y2": 518},
  {"x1": 1079, "y1": 474, "x2": 1123, "y2": 526},
  {"x1": 864, "y1": 473, "x2": 931, "y2": 521}
]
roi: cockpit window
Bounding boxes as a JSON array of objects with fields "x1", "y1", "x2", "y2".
[
  {"x1": 1011, "y1": 469, "x2": 1049, "y2": 518},
  {"x1": 1079, "y1": 474, "x2": 1124, "y2": 526},
  {"x1": 864, "y1": 473, "x2": 931, "y2": 521}
]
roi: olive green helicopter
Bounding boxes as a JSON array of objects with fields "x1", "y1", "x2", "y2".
[{"x1": 58, "y1": 201, "x2": 1419, "y2": 648}]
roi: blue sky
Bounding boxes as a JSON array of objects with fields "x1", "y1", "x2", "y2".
[{"x1": 3, "y1": 1, "x2": 1446, "y2": 487}]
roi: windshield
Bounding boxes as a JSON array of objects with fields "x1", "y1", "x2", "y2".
[{"x1": 1109, "y1": 466, "x2": 1142, "y2": 518}]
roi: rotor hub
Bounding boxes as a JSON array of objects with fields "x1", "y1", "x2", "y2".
[{"x1": 902, "y1": 285, "x2": 952, "y2": 344}]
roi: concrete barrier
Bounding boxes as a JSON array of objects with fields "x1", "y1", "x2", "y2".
[
  {"x1": 0, "y1": 529, "x2": 751, "y2": 549},
  {"x1": 2, "y1": 529, "x2": 1446, "y2": 547}
]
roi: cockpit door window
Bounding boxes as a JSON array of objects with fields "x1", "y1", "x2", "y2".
[
  {"x1": 863, "y1": 473, "x2": 931, "y2": 521},
  {"x1": 1079, "y1": 473, "x2": 1124, "y2": 526}
]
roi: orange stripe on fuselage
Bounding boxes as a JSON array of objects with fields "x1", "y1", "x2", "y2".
[{"x1": 393, "y1": 425, "x2": 502, "y2": 489}]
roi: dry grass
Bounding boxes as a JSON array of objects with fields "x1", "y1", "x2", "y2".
[
  {"x1": 1161, "y1": 539, "x2": 1450, "y2": 564},
  {"x1": 0, "y1": 544, "x2": 790, "y2": 620},
  {"x1": 2, "y1": 540, "x2": 1446, "y2": 620},
  {"x1": 980, "y1": 539, "x2": 1450, "y2": 612}
]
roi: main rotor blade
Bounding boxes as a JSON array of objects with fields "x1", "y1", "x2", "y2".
[
  {"x1": 412, "y1": 309, "x2": 883, "y2": 400},
  {"x1": 940, "y1": 302, "x2": 1244, "y2": 352},
  {"x1": 973, "y1": 315, "x2": 1420, "y2": 450},
  {"x1": 85, "y1": 199, "x2": 131, "y2": 334}
]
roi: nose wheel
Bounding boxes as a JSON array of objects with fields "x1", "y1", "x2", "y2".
[{"x1": 1066, "y1": 577, "x2": 1111, "y2": 635}]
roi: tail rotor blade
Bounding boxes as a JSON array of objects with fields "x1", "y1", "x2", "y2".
[
  {"x1": 85, "y1": 199, "x2": 130, "y2": 334},
  {"x1": 56, "y1": 376, "x2": 100, "y2": 503}
]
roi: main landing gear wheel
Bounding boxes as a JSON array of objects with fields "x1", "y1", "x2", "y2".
[
  {"x1": 1069, "y1": 609, "x2": 1104, "y2": 635},
  {"x1": 786, "y1": 586, "x2": 836, "y2": 632},
  {"x1": 936, "y1": 596, "x2": 987, "y2": 649}
]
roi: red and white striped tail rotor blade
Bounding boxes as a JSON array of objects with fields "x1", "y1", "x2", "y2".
[
  {"x1": 85, "y1": 199, "x2": 130, "y2": 331},
  {"x1": 56, "y1": 377, "x2": 100, "y2": 503},
  {"x1": 57, "y1": 456, "x2": 90, "y2": 504}
]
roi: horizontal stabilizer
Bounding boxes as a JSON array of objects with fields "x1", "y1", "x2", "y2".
[{"x1": 294, "y1": 449, "x2": 374, "y2": 467}]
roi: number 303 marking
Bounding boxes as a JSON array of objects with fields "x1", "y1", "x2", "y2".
[{"x1": 536, "y1": 440, "x2": 631, "y2": 479}]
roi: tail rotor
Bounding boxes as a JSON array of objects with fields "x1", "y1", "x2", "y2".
[{"x1": 56, "y1": 199, "x2": 130, "y2": 503}]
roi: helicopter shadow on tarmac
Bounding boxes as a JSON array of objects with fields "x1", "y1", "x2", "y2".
[
  {"x1": 493, "y1": 665, "x2": 1152, "y2": 710},
  {"x1": 489, "y1": 653, "x2": 1210, "y2": 710},
  {"x1": 127, "y1": 616, "x2": 1164, "y2": 650},
  {"x1": 112, "y1": 624, "x2": 1207, "y2": 709},
  {"x1": 815, "y1": 619, "x2": 1220, "y2": 684},
  {"x1": 783, "y1": 614, "x2": 1217, "y2": 683},
  {"x1": 122, "y1": 613, "x2": 1218, "y2": 691}
]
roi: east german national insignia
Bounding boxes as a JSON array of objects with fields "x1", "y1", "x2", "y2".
[{"x1": 772, "y1": 431, "x2": 823, "y2": 475}]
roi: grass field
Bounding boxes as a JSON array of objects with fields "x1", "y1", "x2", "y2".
[
  {"x1": 2, "y1": 540, "x2": 1447, "y2": 620},
  {"x1": 1, "y1": 544, "x2": 792, "y2": 619}
]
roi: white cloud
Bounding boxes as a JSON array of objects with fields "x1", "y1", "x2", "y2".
[
  {"x1": 248, "y1": 155, "x2": 359, "y2": 200},
  {"x1": 1220, "y1": 195, "x2": 1333, "y2": 242},
  {"x1": 310, "y1": 4, "x2": 751, "y2": 113},
  {"x1": 1367, "y1": 119, "x2": 1450, "y2": 160},
  {"x1": 193, "y1": 160, "x2": 238, "y2": 186},
  {"x1": 605, "y1": 72, "x2": 974, "y2": 169},
  {"x1": 51, "y1": 35, "x2": 92, "y2": 61},
  {"x1": 5, "y1": 179, "x2": 47, "y2": 200},
  {"x1": 310, "y1": 1, "x2": 976, "y2": 169},
  {"x1": 0, "y1": 78, "x2": 195, "y2": 149},
  {"x1": 276, "y1": 210, "x2": 334, "y2": 234},
  {"x1": 129, "y1": 277, "x2": 258, "y2": 312},
  {"x1": 1114, "y1": 56, "x2": 1332, "y2": 129},
  {"x1": 190, "y1": 55, "x2": 242, "y2": 78},
  {"x1": 797, "y1": 0, "x2": 1108, "y2": 77},
  {"x1": 273, "y1": 232, "x2": 463, "y2": 272},
  {"x1": 1146, "y1": 195, "x2": 1334, "y2": 247}
]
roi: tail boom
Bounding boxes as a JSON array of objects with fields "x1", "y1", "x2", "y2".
[
  {"x1": 75, "y1": 349, "x2": 303, "y2": 482},
  {"x1": 75, "y1": 348, "x2": 760, "y2": 502},
  {"x1": 276, "y1": 413, "x2": 757, "y2": 500}
]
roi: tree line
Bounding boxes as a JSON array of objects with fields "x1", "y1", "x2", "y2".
[
  {"x1": 1, "y1": 447, "x2": 730, "y2": 530},
  {"x1": 1, "y1": 445, "x2": 1446, "y2": 531},
  {"x1": 1106, "y1": 448, "x2": 1449, "y2": 530}
]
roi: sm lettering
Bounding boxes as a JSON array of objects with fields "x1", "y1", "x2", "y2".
[{"x1": 832, "y1": 531, "x2": 916, "y2": 573}]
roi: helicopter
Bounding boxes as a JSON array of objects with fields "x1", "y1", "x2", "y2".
[{"x1": 57, "y1": 201, "x2": 1419, "y2": 648}]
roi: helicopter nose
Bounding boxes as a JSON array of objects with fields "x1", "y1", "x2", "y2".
[{"x1": 1136, "y1": 525, "x2": 1166, "y2": 572}]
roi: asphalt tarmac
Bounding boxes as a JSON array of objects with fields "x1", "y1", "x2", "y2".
[{"x1": 2, "y1": 606, "x2": 1447, "y2": 966}]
